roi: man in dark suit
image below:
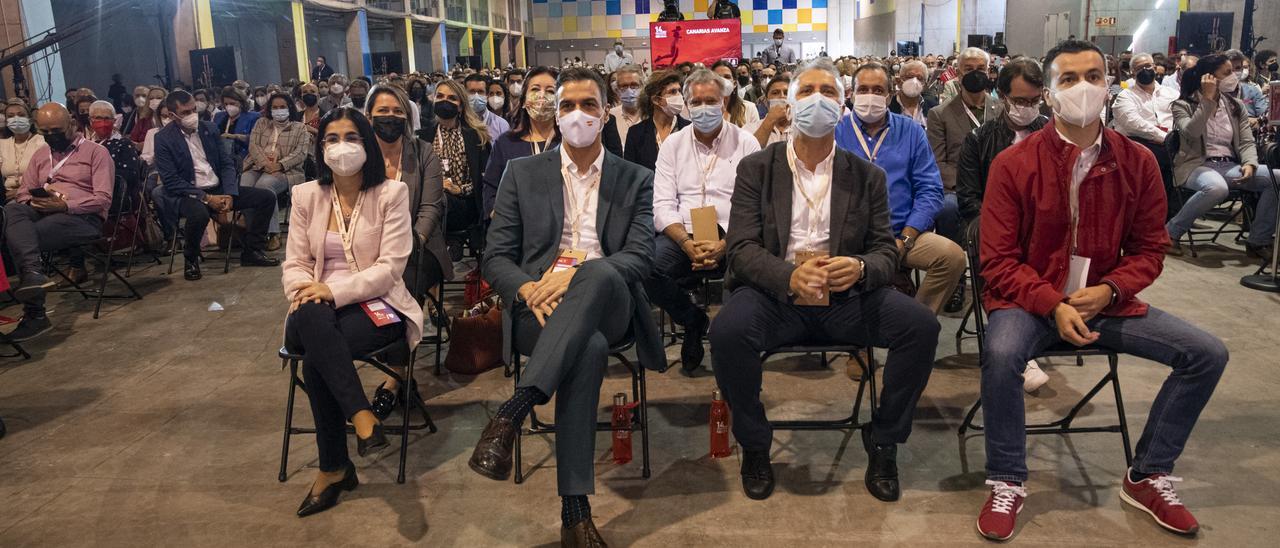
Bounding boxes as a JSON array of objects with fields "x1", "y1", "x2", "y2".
[
  {"x1": 468, "y1": 67, "x2": 662, "y2": 547},
  {"x1": 888, "y1": 59, "x2": 939, "y2": 127},
  {"x1": 310, "y1": 56, "x2": 334, "y2": 82},
  {"x1": 710, "y1": 59, "x2": 938, "y2": 503},
  {"x1": 153, "y1": 90, "x2": 279, "y2": 280}
]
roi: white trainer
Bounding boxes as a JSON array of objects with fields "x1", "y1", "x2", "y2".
[{"x1": 1023, "y1": 360, "x2": 1049, "y2": 393}]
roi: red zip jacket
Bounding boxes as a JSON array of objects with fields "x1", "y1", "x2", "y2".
[{"x1": 979, "y1": 121, "x2": 1169, "y2": 318}]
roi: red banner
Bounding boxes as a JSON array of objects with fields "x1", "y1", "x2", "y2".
[{"x1": 650, "y1": 19, "x2": 742, "y2": 69}]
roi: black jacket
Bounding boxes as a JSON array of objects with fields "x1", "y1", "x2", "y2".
[
  {"x1": 623, "y1": 116, "x2": 689, "y2": 171},
  {"x1": 889, "y1": 94, "x2": 939, "y2": 120},
  {"x1": 956, "y1": 114, "x2": 1048, "y2": 223}
]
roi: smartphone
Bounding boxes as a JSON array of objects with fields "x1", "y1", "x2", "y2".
[{"x1": 29, "y1": 187, "x2": 52, "y2": 198}]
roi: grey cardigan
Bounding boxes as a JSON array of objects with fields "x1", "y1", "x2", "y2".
[
  {"x1": 400, "y1": 136, "x2": 452, "y2": 282},
  {"x1": 1170, "y1": 94, "x2": 1258, "y2": 187}
]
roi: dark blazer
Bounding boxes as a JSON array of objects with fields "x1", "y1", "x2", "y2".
[
  {"x1": 400, "y1": 136, "x2": 452, "y2": 283},
  {"x1": 311, "y1": 63, "x2": 334, "y2": 82},
  {"x1": 153, "y1": 120, "x2": 237, "y2": 231},
  {"x1": 418, "y1": 120, "x2": 487, "y2": 200},
  {"x1": 622, "y1": 116, "x2": 689, "y2": 171},
  {"x1": 603, "y1": 116, "x2": 624, "y2": 158},
  {"x1": 725, "y1": 142, "x2": 899, "y2": 302},
  {"x1": 483, "y1": 148, "x2": 664, "y2": 372}
]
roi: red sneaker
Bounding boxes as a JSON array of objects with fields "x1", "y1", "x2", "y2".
[
  {"x1": 976, "y1": 480, "x2": 1026, "y2": 541},
  {"x1": 1121, "y1": 471, "x2": 1200, "y2": 535}
]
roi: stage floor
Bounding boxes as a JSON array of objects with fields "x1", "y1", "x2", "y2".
[{"x1": 0, "y1": 242, "x2": 1276, "y2": 547}]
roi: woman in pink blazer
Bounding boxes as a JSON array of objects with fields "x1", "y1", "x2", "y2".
[{"x1": 281, "y1": 107, "x2": 423, "y2": 517}]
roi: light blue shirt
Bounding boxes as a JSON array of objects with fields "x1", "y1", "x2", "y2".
[{"x1": 483, "y1": 110, "x2": 511, "y2": 144}]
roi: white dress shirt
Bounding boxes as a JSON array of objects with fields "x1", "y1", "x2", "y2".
[
  {"x1": 784, "y1": 139, "x2": 835, "y2": 262},
  {"x1": 1204, "y1": 96, "x2": 1235, "y2": 158},
  {"x1": 1113, "y1": 83, "x2": 1178, "y2": 142},
  {"x1": 653, "y1": 123, "x2": 760, "y2": 233},
  {"x1": 604, "y1": 51, "x2": 634, "y2": 73},
  {"x1": 184, "y1": 129, "x2": 219, "y2": 189},
  {"x1": 558, "y1": 145, "x2": 606, "y2": 260},
  {"x1": 609, "y1": 105, "x2": 642, "y2": 152}
]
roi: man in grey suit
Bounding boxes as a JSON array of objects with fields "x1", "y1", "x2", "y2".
[
  {"x1": 468, "y1": 67, "x2": 662, "y2": 548},
  {"x1": 710, "y1": 59, "x2": 939, "y2": 504}
]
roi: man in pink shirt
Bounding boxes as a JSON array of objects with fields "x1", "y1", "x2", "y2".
[{"x1": 3, "y1": 102, "x2": 114, "y2": 341}]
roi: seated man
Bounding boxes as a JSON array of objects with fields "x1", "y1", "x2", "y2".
[
  {"x1": 467, "y1": 67, "x2": 663, "y2": 547},
  {"x1": 975, "y1": 40, "x2": 1227, "y2": 541},
  {"x1": 153, "y1": 90, "x2": 279, "y2": 281},
  {"x1": 3, "y1": 103, "x2": 115, "y2": 341},
  {"x1": 835, "y1": 63, "x2": 966, "y2": 315},
  {"x1": 1112, "y1": 52, "x2": 1179, "y2": 219},
  {"x1": 711, "y1": 59, "x2": 938, "y2": 504},
  {"x1": 649, "y1": 68, "x2": 760, "y2": 376},
  {"x1": 889, "y1": 60, "x2": 939, "y2": 128}
]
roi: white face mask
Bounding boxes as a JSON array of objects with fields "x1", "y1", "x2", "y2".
[
  {"x1": 271, "y1": 108, "x2": 290, "y2": 122},
  {"x1": 195, "y1": 101, "x2": 207, "y2": 113},
  {"x1": 853, "y1": 93, "x2": 888, "y2": 124},
  {"x1": 148, "y1": 98, "x2": 162, "y2": 110},
  {"x1": 509, "y1": 82, "x2": 523, "y2": 97},
  {"x1": 1005, "y1": 100, "x2": 1040, "y2": 127},
  {"x1": 768, "y1": 98, "x2": 788, "y2": 110},
  {"x1": 720, "y1": 77, "x2": 736, "y2": 96},
  {"x1": 324, "y1": 141, "x2": 367, "y2": 177},
  {"x1": 660, "y1": 94, "x2": 684, "y2": 117},
  {"x1": 1046, "y1": 81, "x2": 1108, "y2": 128},
  {"x1": 135, "y1": 96, "x2": 147, "y2": 108},
  {"x1": 1219, "y1": 72, "x2": 1240, "y2": 93},
  {"x1": 900, "y1": 77, "x2": 924, "y2": 98},
  {"x1": 488, "y1": 96, "x2": 505, "y2": 110},
  {"x1": 178, "y1": 112, "x2": 199, "y2": 131},
  {"x1": 225, "y1": 105, "x2": 240, "y2": 118},
  {"x1": 557, "y1": 109, "x2": 604, "y2": 148},
  {"x1": 331, "y1": 84, "x2": 344, "y2": 95}
]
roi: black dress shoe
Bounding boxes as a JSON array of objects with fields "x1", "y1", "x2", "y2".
[
  {"x1": 944, "y1": 282, "x2": 966, "y2": 313},
  {"x1": 680, "y1": 311, "x2": 709, "y2": 377},
  {"x1": 740, "y1": 450, "x2": 775, "y2": 500},
  {"x1": 297, "y1": 462, "x2": 358, "y2": 517},
  {"x1": 8, "y1": 316, "x2": 52, "y2": 342},
  {"x1": 356, "y1": 422, "x2": 389, "y2": 457},
  {"x1": 1246, "y1": 242, "x2": 1274, "y2": 261},
  {"x1": 370, "y1": 383, "x2": 399, "y2": 421},
  {"x1": 468, "y1": 416, "x2": 517, "y2": 481},
  {"x1": 184, "y1": 260, "x2": 202, "y2": 281},
  {"x1": 241, "y1": 250, "x2": 281, "y2": 267},
  {"x1": 862, "y1": 426, "x2": 900, "y2": 502},
  {"x1": 561, "y1": 517, "x2": 608, "y2": 547}
]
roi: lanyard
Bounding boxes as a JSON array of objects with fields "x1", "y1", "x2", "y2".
[
  {"x1": 963, "y1": 104, "x2": 982, "y2": 128},
  {"x1": 785, "y1": 139, "x2": 831, "y2": 246},
  {"x1": 530, "y1": 138, "x2": 544, "y2": 155},
  {"x1": 690, "y1": 130, "x2": 719, "y2": 206},
  {"x1": 330, "y1": 189, "x2": 366, "y2": 270},
  {"x1": 561, "y1": 165, "x2": 601, "y2": 250},
  {"x1": 848, "y1": 120, "x2": 889, "y2": 163},
  {"x1": 47, "y1": 137, "x2": 82, "y2": 181}
]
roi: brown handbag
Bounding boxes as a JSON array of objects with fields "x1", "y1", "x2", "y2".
[{"x1": 443, "y1": 299, "x2": 504, "y2": 375}]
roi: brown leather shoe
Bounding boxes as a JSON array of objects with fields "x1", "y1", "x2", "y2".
[
  {"x1": 468, "y1": 416, "x2": 517, "y2": 481},
  {"x1": 63, "y1": 267, "x2": 88, "y2": 286},
  {"x1": 561, "y1": 517, "x2": 608, "y2": 548}
]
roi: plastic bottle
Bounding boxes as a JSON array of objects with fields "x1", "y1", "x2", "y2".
[
  {"x1": 710, "y1": 389, "x2": 732, "y2": 458},
  {"x1": 611, "y1": 392, "x2": 633, "y2": 464}
]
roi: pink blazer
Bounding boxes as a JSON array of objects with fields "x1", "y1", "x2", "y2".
[{"x1": 281, "y1": 179, "x2": 425, "y2": 347}]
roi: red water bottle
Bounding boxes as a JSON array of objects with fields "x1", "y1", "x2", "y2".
[
  {"x1": 611, "y1": 393, "x2": 633, "y2": 464},
  {"x1": 710, "y1": 390, "x2": 732, "y2": 458}
]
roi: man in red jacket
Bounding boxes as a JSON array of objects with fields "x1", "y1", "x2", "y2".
[{"x1": 974, "y1": 40, "x2": 1228, "y2": 542}]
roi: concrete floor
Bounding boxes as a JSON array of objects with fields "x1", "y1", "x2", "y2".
[{"x1": 0, "y1": 243, "x2": 1277, "y2": 547}]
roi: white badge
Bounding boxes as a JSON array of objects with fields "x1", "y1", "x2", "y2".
[{"x1": 1066, "y1": 255, "x2": 1091, "y2": 295}]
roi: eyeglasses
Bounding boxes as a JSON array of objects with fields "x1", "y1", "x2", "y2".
[{"x1": 1006, "y1": 97, "x2": 1042, "y2": 108}]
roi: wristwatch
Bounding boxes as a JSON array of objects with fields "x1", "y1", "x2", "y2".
[{"x1": 899, "y1": 234, "x2": 916, "y2": 251}]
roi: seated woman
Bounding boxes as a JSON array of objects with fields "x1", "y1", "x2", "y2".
[
  {"x1": 482, "y1": 67, "x2": 560, "y2": 220},
  {"x1": 139, "y1": 102, "x2": 171, "y2": 166},
  {"x1": 212, "y1": 86, "x2": 260, "y2": 165},
  {"x1": 1168, "y1": 53, "x2": 1279, "y2": 259},
  {"x1": 243, "y1": 92, "x2": 310, "y2": 250},
  {"x1": 0, "y1": 99, "x2": 45, "y2": 201},
  {"x1": 281, "y1": 107, "x2": 424, "y2": 517},
  {"x1": 363, "y1": 84, "x2": 450, "y2": 419},
  {"x1": 418, "y1": 78, "x2": 489, "y2": 244}
]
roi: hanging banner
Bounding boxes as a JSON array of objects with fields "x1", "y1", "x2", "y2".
[{"x1": 650, "y1": 19, "x2": 742, "y2": 69}]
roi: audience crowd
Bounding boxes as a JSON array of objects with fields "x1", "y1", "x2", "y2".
[{"x1": 5, "y1": 36, "x2": 1276, "y2": 548}]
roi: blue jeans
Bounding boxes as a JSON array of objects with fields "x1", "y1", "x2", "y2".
[
  {"x1": 1166, "y1": 161, "x2": 1278, "y2": 246},
  {"x1": 935, "y1": 192, "x2": 963, "y2": 247},
  {"x1": 981, "y1": 307, "x2": 1227, "y2": 483}
]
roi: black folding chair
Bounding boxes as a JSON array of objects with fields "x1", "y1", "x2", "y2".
[
  {"x1": 763, "y1": 344, "x2": 876, "y2": 433},
  {"x1": 508, "y1": 305, "x2": 649, "y2": 484},
  {"x1": 0, "y1": 415, "x2": 6, "y2": 439},
  {"x1": 658, "y1": 270, "x2": 721, "y2": 348},
  {"x1": 44, "y1": 175, "x2": 143, "y2": 319},
  {"x1": 166, "y1": 210, "x2": 244, "y2": 275},
  {"x1": 956, "y1": 222, "x2": 1133, "y2": 466},
  {"x1": 278, "y1": 337, "x2": 438, "y2": 484}
]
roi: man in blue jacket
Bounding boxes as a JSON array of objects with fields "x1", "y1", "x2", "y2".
[
  {"x1": 835, "y1": 62, "x2": 965, "y2": 315},
  {"x1": 153, "y1": 90, "x2": 279, "y2": 280}
]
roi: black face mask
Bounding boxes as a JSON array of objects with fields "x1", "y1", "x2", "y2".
[
  {"x1": 433, "y1": 100, "x2": 459, "y2": 120},
  {"x1": 1269, "y1": 62, "x2": 1279, "y2": 73},
  {"x1": 43, "y1": 131, "x2": 72, "y2": 152},
  {"x1": 410, "y1": 88, "x2": 425, "y2": 101},
  {"x1": 372, "y1": 115, "x2": 407, "y2": 142},
  {"x1": 1136, "y1": 68, "x2": 1157, "y2": 85},
  {"x1": 349, "y1": 95, "x2": 366, "y2": 109},
  {"x1": 961, "y1": 70, "x2": 989, "y2": 94},
  {"x1": 302, "y1": 94, "x2": 318, "y2": 107},
  {"x1": 76, "y1": 113, "x2": 90, "y2": 126},
  {"x1": 737, "y1": 75, "x2": 750, "y2": 86}
]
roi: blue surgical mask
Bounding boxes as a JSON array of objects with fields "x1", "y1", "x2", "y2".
[
  {"x1": 271, "y1": 108, "x2": 290, "y2": 122},
  {"x1": 469, "y1": 93, "x2": 487, "y2": 113},
  {"x1": 619, "y1": 88, "x2": 640, "y2": 107},
  {"x1": 791, "y1": 93, "x2": 842, "y2": 138},
  {"x1": 689, "y1": 104, "x2": 724, "y2": 134}
]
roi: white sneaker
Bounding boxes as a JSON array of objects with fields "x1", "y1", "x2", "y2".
[{"x1": 1022, "y1": 360, "x2": 1049, "y2": 393}]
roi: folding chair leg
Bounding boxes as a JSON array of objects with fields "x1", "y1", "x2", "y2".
[
  {"x1": 397, "y1": 357, "x2": 414, "y2": 484},
  {"x1": 639, "y1": 366, "x2": 651, "y2": 479},
  {"x1": 1109, "y1": 355, "x2": 1134, "y2": 467},
  {"x1": 958, "y1": 398, "x2": 982, "y2": 435},
  {"x1": 279, "y1": 359, "x2": 299, "y2": 482},
  {"x1": 167, "y1": 230, "x2": 180, "y2": 275}
]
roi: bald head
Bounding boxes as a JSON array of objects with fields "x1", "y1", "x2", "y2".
[{"x1": 36, "y1": 102, "x2": 73, "y2": 134}]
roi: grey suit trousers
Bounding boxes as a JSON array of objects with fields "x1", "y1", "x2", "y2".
[{"x1": 512, "y1": 260, "x2": 633, "y2": 496}]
